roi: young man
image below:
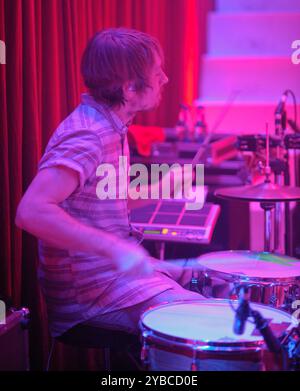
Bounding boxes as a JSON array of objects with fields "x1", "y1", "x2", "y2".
[{"x1": 15, "y1": 28, "x2": 202, "y2": 338}]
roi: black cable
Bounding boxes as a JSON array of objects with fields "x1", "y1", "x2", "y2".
[{"x1": 285, "y1": 89, "x2": 298, "y2": 125}]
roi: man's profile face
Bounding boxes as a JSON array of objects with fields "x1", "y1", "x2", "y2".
[{"x1": 130, "y1": 52, "x2": 168, "y2": 112}]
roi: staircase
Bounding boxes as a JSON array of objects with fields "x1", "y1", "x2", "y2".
[{"x1": 199, "y1": 0, "x2": 300, "y2": 134}]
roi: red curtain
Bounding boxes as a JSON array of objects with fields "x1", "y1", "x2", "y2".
[{"x1": 0, "y1": 0, "x2": 213, "y2": 370}]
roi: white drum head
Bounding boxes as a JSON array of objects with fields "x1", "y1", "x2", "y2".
[
  {"x1": 197, "y1": 251, "x2": 300, "y2": 280},
  {"x1": 141, "y1": 300, "x2": 295, "y2": 347}
]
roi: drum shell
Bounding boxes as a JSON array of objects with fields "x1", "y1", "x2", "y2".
[
  {"x1": 142, "y1": 333, "x2": 264, "y2": 371},
  {"x1": 200, "y1": 272, "x2": 300, "y2": 311},
  {"x1": 195, "y1": 251, "x2": 300, "y2": 311}
]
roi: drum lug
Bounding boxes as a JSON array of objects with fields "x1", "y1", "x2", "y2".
[
  {"x1": 190, "y1": 346, "x2": 198, "y2": 371},
  {"x1": 189, "y1": 270, "x2": 201, "y2": 294},
  {"x1": 230, "y1": 283, "x2": 239, "y2": 300},
  {"x1": 141, "y1": 331, "x2": 151, "y2": 370},
  {"x1": 191, "y1": 362, "x2": 197, "y2": 371},
  {"x1": 269, "y1": 295, "x2": 278, "y2": 307},
  {"x1": 190, "y1": 277, "x2": 200, "y2": 293},
  {"x1": 232, "y1": 282, "x2": 245, "y2": 299},
  {"x1": 282, "y1": 285, "x2": 300, "y2": 313},
  {"x1": 291, "y1": 285, "x2": 300, "y2": 302},
  {"x1": 196, "y1": 272, "x2": 212, "y2": 297}
]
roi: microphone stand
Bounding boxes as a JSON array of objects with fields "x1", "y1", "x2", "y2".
[
  {"x1": 274, "y1": 94, "x2": 293, "y2": 255},
  {"x1": 274, "y1": 106, "x2": 287, "y2": 254},
  {"x1": 250, "y1": 309, "x2": 282, "y2": 355},
  {"x1": 237, "y1": 303, "x2": 289, "y2": 370},
  {"x1": 231, "y1": 285, "x2": 300, "y2": 370}
]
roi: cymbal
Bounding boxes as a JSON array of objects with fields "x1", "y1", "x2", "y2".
[
  {"x1": 195, "y1": 250, "x2": 300, "y2": 279},
  {"x1": 170, "y1": 251, "x2": 300, "y2": 279},
  {"x1": 215, "y1": 182, "x2": 300, "y2": 202}
]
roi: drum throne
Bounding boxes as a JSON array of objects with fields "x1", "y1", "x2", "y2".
[{"x1": 50, "y1": 324, "x2": 142, "y2": 370}]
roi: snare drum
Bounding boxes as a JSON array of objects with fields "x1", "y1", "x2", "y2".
[
  {"x1": 196, "y1": 251, "x2": 300, "y2": 310},
  {"x1": 140, "y1": 300, "x2": 295, "y2": 371}
]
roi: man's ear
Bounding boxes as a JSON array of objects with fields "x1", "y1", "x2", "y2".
[
  {"x1": 128, "y1": 84, "x2": 136, "y2": 92},
  {"x1": 123, "y1": 82, "x2": 137, "y2": 104},
  {"x1": 123, "y1": 81, "x2": 136, "y2": 99}
]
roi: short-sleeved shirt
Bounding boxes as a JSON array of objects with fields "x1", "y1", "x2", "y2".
[{"x1": 38, "y1": 93, "x2": 173, "y2": 337}]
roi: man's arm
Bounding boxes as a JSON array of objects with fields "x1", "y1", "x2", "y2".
[{"x1": 15, "y1": 166, "x2": 151, "y2": 274}]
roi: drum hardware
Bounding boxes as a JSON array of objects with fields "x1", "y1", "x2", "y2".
[
  {"x1": 191, "y1": 346, "x2": 198, "y2": 371},
  {"x1": 280, "y1": 327, "x2": 300, "y2": 370},
  {"x1": 273, "y1": 90, "x2": 297, "y2": 253},
  {"x1": 269, "y1": 295, "x2": 278, "y2": 307},
  {"x1": 141, "y1": 331, "x2": 151, "y2": 370},
  {"x1": 236, "y1": 94, "x2": 300, "y2": 255},
  {"x1": 261, "y1": 202, "x2": 274, "y2": 253},
  {"x1": 285, "y1": 133, "x2": 300, "y2": 150},
  {"x1": 237, "y1": 134, "x2": 281, "y2": 152},
  {"x1": 189, "y1": 270, "x2": 203, "y2": 294},
  {"x1": 190, "y1": 271, "x2": 212, "y2": 297},
  {"x1": 216, "y1": 122, "x2": 300, "y2": 254},
  {"x1": 282, "y1": 285, "x2": 300, "y2": 312},
  {"x1": 264, "y1": 124, "x2": 275, "y2": 253},
  {"x1": 250, "y1": 310, "x2": 288, "y2": 368},
  {"x1": 274, "y1": 93, "x2": 287, "y2": 253},
  {"x1": 238, "y1": 134, "x2": 300, "y2": 153}
]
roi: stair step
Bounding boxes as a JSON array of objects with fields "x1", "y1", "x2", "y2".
[
  {"x1": 208, "y1": 12, "x2": 300, "y2": 56},
  {"x1": 216, "y1": 0, "x2": 300, "y2": 13},
  {"x1": 200, "y1": 56, "x2": 300, "y2": 102},
  {"x1": 194, "y1": 101, "x2": 300, "y2": 134}
]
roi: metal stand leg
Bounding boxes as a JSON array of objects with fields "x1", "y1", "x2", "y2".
[
  {"x1": 155, "y1": 241, "x2": 166, "y2": 260},
  {"x1": 260, "y1": 202, "x2": 275, "y2": 253}
]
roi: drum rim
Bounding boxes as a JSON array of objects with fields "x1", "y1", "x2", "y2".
[
  {"x1": 139, "y1": 299, "x2": 292, "y2": 352},
  {"x1": 197, "y1": 250, "x2": 300, "y2": 283}
]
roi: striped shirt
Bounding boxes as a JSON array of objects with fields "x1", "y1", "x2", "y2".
[{"x1": 38, "y1": 93, "x2": 173, "y2": 337}]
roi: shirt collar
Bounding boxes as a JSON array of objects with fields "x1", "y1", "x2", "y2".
[{"x1": 81, "y1": 93, "x2": 128, "y2": 136}]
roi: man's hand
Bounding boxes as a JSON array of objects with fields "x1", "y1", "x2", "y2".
[
  {"x1": 110, "y1": 241, "x2": 154, "y2": 277},
  {"x1": 150, "y1": 258, "x2": 193, "y2": 288}
]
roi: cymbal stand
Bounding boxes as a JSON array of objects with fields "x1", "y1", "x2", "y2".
[
  {"x1": 260, "y1": 124, "x2": 275, "y2": 252},
  {"x1": 274, "y1": 105, "x2": 287, "y2": 253},
  {"x1": 260, "y1": 202, "x2": 275, "y2": 252}
]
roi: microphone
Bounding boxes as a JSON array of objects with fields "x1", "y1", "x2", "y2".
[
  {"x1": 275, "y1": 91, "x2": 288, "y2": 115},
  {"x1": 275, "y1": 91, "x2": 288, "y2": 135},
  {"x1": 233, "y1": 285, "x2": 251, "y2": 335}
]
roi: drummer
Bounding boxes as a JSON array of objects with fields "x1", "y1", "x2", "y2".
[{"x1": 15, "y1": 28, "x2": 203, "y2": 340}]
